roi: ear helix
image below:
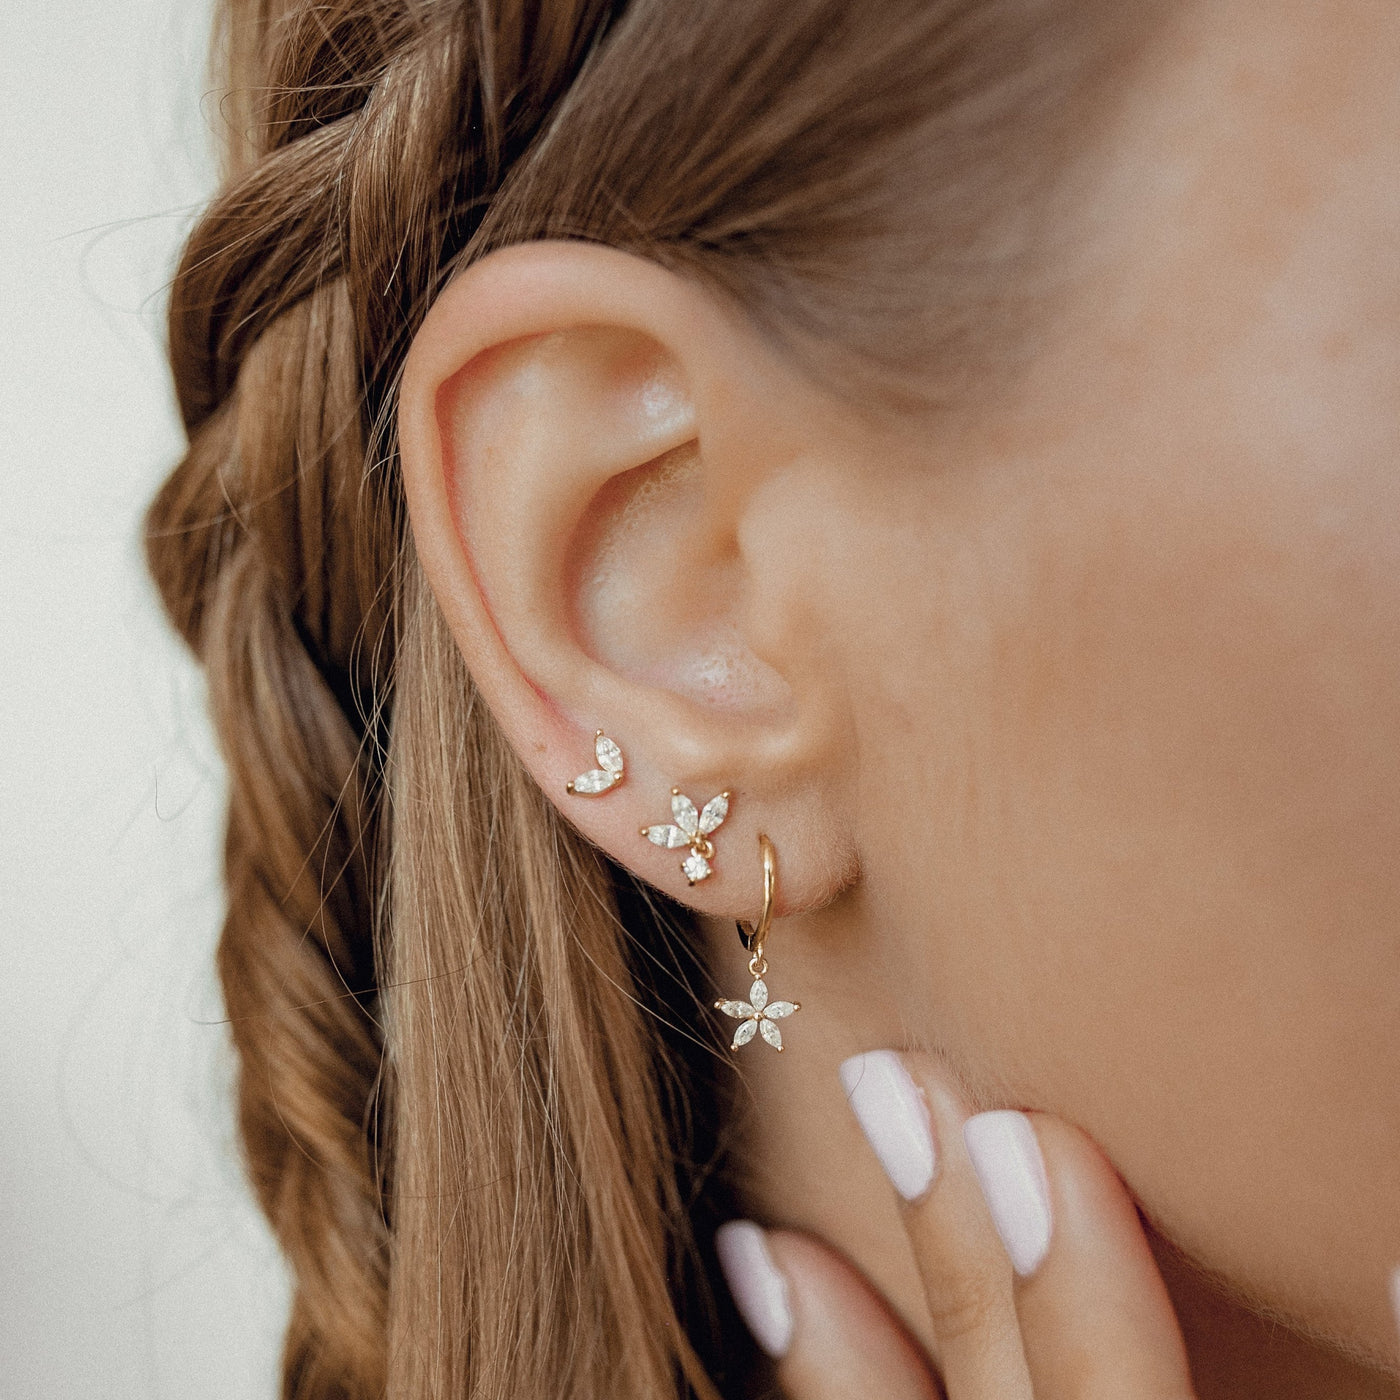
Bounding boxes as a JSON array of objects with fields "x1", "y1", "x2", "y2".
[{"x1": 566, "y1": 730, "x2": 625, "y2": 794}]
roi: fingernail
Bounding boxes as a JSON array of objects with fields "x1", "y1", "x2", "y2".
[
  {"x1": 1389, "y1": 1265, "x2": 1400, "y2": 1345},
  {"x1": 963, "y1": 1110, "x2": 1053, "y2": 1277},
  {"x1": 715, "y1": 1220, "x2": 794, "y2": 1358},
  {"x1": 839, "y1": 1050, "x2": 938, "y2": 1201}
]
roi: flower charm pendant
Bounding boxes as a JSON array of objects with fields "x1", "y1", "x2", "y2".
[
  {"x1": 566, "y1": 731, "x2": 625, "y2": 795},
  {"x1": 640, "y1": 788, "x2": 729, "y2": 884},
  {"x1": 715, "y1": 977, "x2": 800, "y2": 1052}
]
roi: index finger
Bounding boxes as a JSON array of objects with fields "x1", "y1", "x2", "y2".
[{"x1": 840, "y1": 1050, "x2": 1032, "y2": 1400}]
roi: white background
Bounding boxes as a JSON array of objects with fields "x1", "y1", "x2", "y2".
[{"x1": 1, "y1": 2, "x2": 289, "y2": 1394}]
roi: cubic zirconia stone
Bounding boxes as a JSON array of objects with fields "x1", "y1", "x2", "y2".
[
  {"x1": 645, "y1": 824, "x2": 689, "y2": 848},
  {"x1": 699, "y1": 793, "x2": 729, "y2": 834},
  {"x1": 595, "y1": 735, "x2": 623, "y2": 774},
  {"x1": 671, "y1": 792, "x2": 700, "y2": 835}
]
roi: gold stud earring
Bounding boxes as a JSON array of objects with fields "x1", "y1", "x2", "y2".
[
  {"x1": 566, "y1": 730, "x2": 625, "y2": 795},
  {"x1": 715, "y1": 833, "x2": 800, "y2": 1052},
  {"x1": 640, "y1": 787, "x2": 730, "y2": 884}
]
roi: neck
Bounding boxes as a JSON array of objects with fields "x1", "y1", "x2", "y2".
[
  {"x1": 699, "y1": 908, "x2": 1399, "y2": 1398},
  {"x1": 1153, "y1": 1240, "x2": 1400, "y2": 1400}
]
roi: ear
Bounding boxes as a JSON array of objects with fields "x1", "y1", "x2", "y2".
[{"x1": 398, "y1": 241, "x2": 858, "y2": 915}]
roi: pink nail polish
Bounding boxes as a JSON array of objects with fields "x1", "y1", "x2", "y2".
[
  {"x1": 963, "y1": 1110, "x2": 1053, "y2": 1277},
  {"x1": 839, "y1": 1050, "x2": 938, "y2": 1201},
  {"x1": 715, "y1": 1220, "x2": 794, "y2": 1358}
]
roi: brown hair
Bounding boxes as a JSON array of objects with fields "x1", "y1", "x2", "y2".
[{"x1": 147, "y1": 1, "x2": 1147, "y2": 1395}]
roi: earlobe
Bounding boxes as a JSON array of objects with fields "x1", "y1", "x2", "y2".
[{"x1": 397, "y1": 240, "x2": 858, "y2": 914}]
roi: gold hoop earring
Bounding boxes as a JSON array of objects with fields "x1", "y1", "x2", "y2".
[
  {"x1": 715, "y1": 833, "x2": 800, "y2": 1052},
  {"x1": 566, "y1": 730, "x2": 625, "y2": 795}
]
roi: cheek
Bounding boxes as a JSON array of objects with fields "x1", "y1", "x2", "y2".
[
  {"x1": 837, "y1": 439, "x2": 1400, "y2": 1350},
  {"x1": 828, "y1": 25, "x2": 1400, "y2": 1344}
]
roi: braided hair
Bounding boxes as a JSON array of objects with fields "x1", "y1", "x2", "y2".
[{"x1": 146, "y1": 1, "x2": 1140, "y2": 1394}]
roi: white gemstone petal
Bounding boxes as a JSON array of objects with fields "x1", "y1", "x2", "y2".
[
  {"x1": 698, "y1": 793, "x2": 729, "y2": 835},
  {"x1": 731, "y1": 1018, "x2": 758, "y2": 1049},
  {"x1": 749, "y1": 978, "x2": 768, "y2": 1011},
  {"x1": 759, "y1": 1019, "x2": 783, "y2": 1050},
  {"x1": 644, "y1": 824, "x2": 689, "y2": 848},
  {"x1": 682, "y1": 851, "x2": 712, "y2": 883},
  {"x1": 671, "y1": 792, "x2": 700, "y2": 835},
  {"x1": 570, "y1": 769, "x2": 614, "y2": 794},
  {"x1": 595, "y1": 734, "x2": 624, "y2": 775},
  {"x1": 716, "y1": 1000, "x2": 755, "y2": 1019},
  {"x1": 764, "y1": 1000, "x2": 796, "y2": 1019}
]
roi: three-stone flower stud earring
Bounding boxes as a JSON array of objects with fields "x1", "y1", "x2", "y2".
[
  {"x1": 640, "y1": 787, "x2": 730, "y2": 884},
  {"x1": 715, "y1": 833, "x2": 800, "y2": 1052},
  {"x1": 566, "y1": 731, "x2": 625, "y2": 795}
]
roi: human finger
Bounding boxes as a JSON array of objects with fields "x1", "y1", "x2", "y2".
[
  {"x1": 840, "y1": 1050, "x2": 1032, "y2": 1399},
  {"x1": 964, "y1": 1109, "x2": 1196, "y2": 1399},
  {"x1": 716, "y1": 1220, "x2": 940, "y2": 1400}
]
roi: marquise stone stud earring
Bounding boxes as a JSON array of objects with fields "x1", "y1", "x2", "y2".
[
  {"x1": 715, "y1": 833, "x2": 800, "y2": 1052},
  {"x1": 640, "y1": 787, "x2": 730, "y2": 884},
  {"x1": 566, "y1": 730, "x2": 625, "y2": 795}
]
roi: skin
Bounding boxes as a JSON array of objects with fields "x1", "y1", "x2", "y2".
[
  {"x1": 397, "y1": 1, "x2": 1400, "y2": 1393},
  {"x1": 758, "y1": 1066, "x2": 1200, "y2": 1400}
]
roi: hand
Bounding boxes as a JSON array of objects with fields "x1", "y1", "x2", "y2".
[{"x1": 716, "y1": 1052, "x2": 1196, "y2": 1399}]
